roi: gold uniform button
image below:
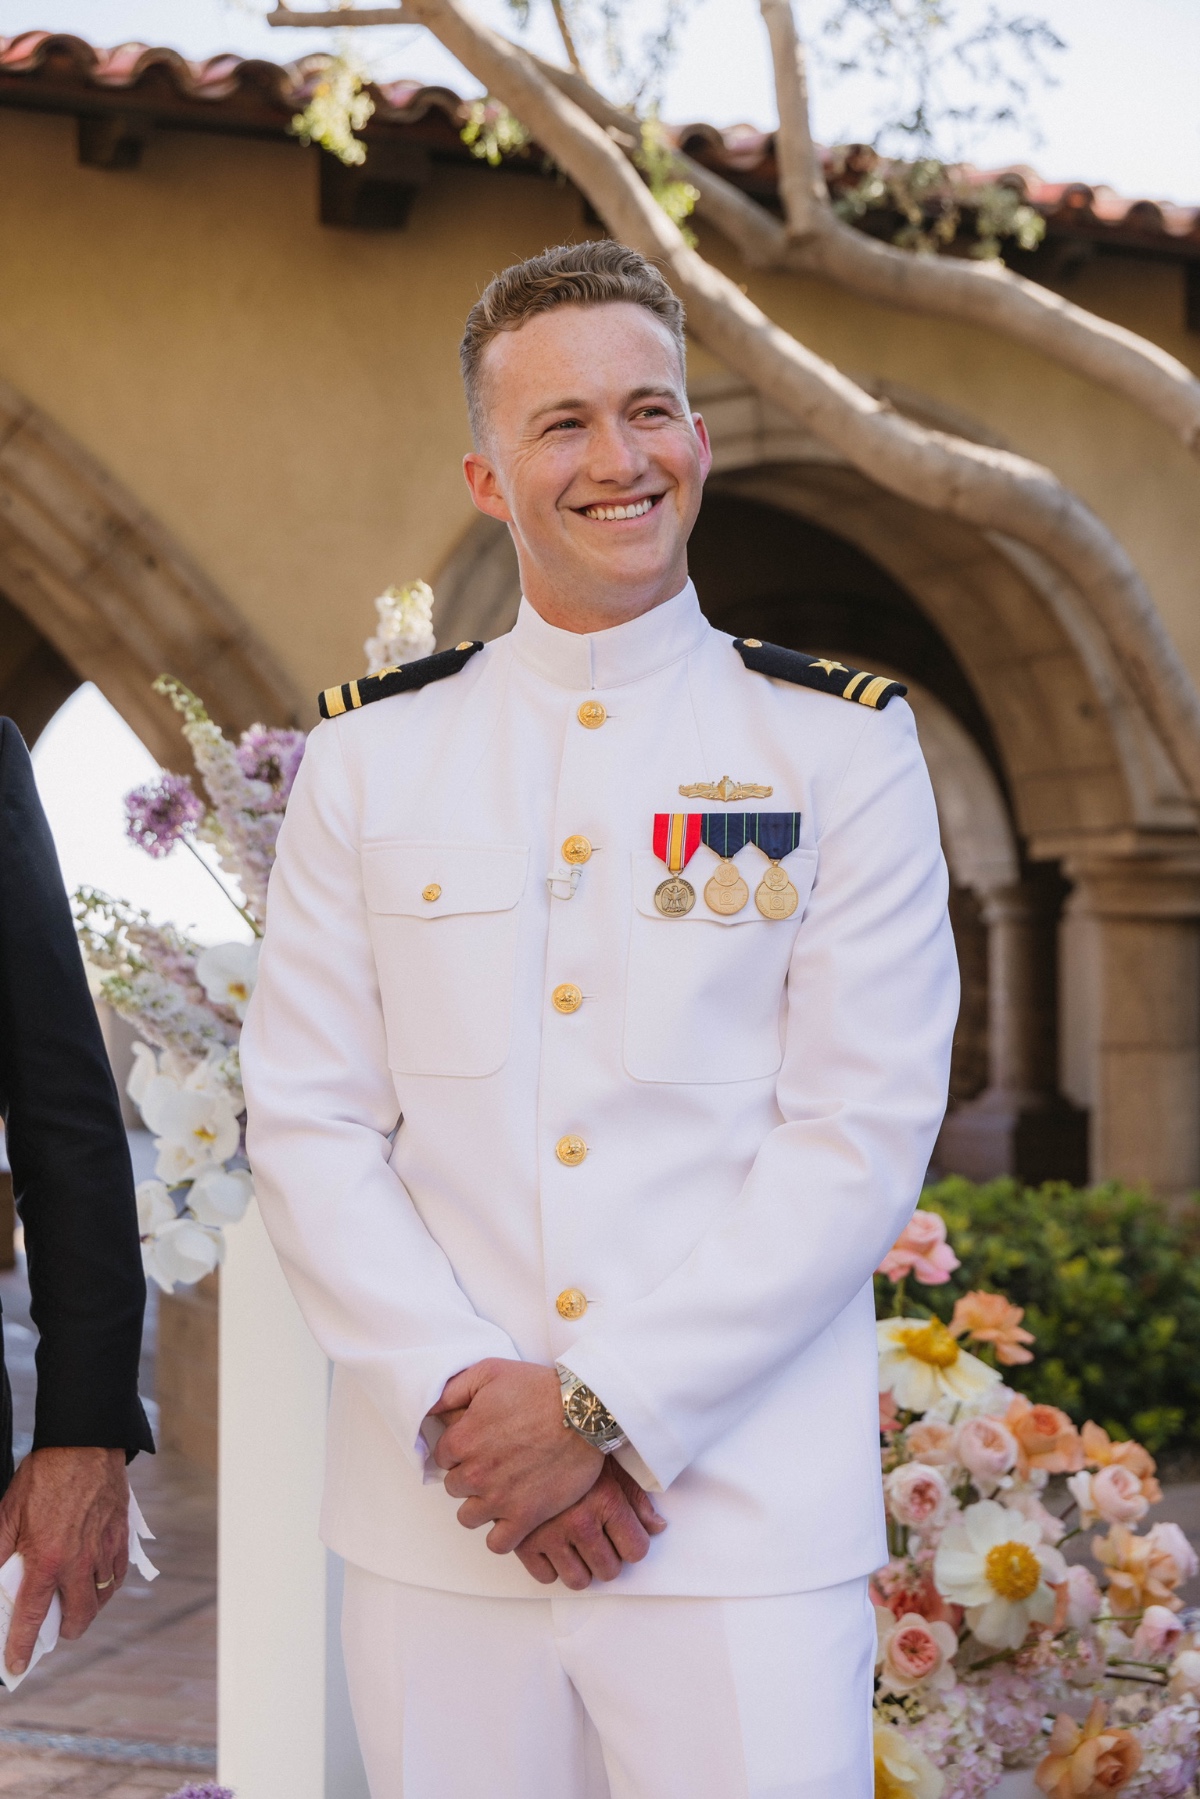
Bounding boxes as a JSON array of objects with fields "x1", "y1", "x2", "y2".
[
  {"x1": 562, "y1": 835, "x2": 592, "y2": 865},
  {"x1": 556, "y1": 1288, "x2": 588, "y2": 1321},
  {"x1": 556, "y1": 1135, "x2": 587, "y2": 1166},
  {"x1": 743, "y1": 637, "x2": 762, "y2": 649},
  {"x1": 422, "y1": 883, "x2": 442, "y2": 902},
  {"x1": 577, "y1": 701, "x2": 607, "y2": 729},
  {"x1": 552, "y1": 983, "x2": 583, "y2": 1015}
]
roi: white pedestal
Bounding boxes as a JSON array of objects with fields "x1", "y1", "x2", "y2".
[{"x1": 218, "y1": 1204, "x2": 329, "y2": 1799}]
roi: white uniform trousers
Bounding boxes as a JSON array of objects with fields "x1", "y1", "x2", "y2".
[{"x1": 342, "y1": 1565, "x2": 875, "y2": 1799}]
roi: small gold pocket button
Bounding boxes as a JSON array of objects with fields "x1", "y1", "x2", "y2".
[
  {"x1": 562, "y1": 835, "x2": 592, "y2": 865},
  {"x1": 422, "y1": 883, "x2": 441, "y2": 902},
  {"x1": 577, "y1": 701, "x2": 607, "y2": 729},
  {"x1": 556, "y1": 1289, "x2": 588, "y2": 1320},
  {"x1": 556, "y1": 1135, "x2": 587, "y2": 1166},
  {"x1": 552, "y1": 984, "x2": 583, "y2": 1015}
]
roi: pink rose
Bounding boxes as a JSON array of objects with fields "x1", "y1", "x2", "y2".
[
  {"x1": 906, "y1": 1419, "x2": 958, "y2": 1467},
  {"x1": 1169, "y1": 1648, "x2": 1200, "y2": 1699},
  {"x1": 1129, "y1": 1605, "x2": 1185, "y2": 1662},
  {"x1": 1148, "y1": 1521, "x2": 1200, "y2": 1587},
  {"x1": 875, "y1": 1609, "x2": 958, "y2": 1695},
  {"x1": 878, "y1": 1211, "x2": 961, "y2": 1285},
  {"x1": 1005, "y1": 1488, "x2": 1067, "y2": 1545},
  {"x1": 956, "y1": 1416, "x2": 1018, "y2": 1493},
  {"x1": 1063, "y1": 1564, "x2": 1103, "y2": 1630},
  {"x1": 884, "y1": 1462, "x2": 953, "y2": 1531}
]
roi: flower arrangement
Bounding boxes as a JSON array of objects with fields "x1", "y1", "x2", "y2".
[
  {"x1": 76, "y1": 588, "x2": 435, "y2": 1293},
  {"x1": 872, "y1": 1209, "x2": 1200, "y2": 1798}
]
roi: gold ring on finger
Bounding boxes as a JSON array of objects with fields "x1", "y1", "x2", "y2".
[{"x1": 95, "y1": 1575, "x2": 115, "y2": 1591}]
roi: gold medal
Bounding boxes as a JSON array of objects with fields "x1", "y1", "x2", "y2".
[
  {"x1": 704, "y1": 858, "x2": 749, "y2": 916},
  {"x1": 755, "y1": 861, "x2": 799, "y2": 920},
  {"x1": 655, "y1": 874, "x2": 696, "y2": 917}
]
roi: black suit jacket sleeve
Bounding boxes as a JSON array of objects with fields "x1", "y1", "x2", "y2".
[{"x1": 0, "y1": 718, "x2": 153, "y2": 1459}]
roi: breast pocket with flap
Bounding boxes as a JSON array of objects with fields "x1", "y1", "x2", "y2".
[
  {"x1": 623, "y1": 847, "x2": 819, "y2": 1084},
  {"x1": 362, "y1": 841, "x2": 529, "y2": 1078}
]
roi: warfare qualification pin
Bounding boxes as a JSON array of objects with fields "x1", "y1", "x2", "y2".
[{"x1": 652, "y1": 813, "x2": 702, "y2": 917}]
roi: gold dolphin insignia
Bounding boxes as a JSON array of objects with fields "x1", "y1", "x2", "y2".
[{"x1": 678, "y1": 776, "x2": 774, "y2": 802}]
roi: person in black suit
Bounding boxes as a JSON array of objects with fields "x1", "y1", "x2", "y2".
[{"x1": 0, "y1": 715, "x2": 153, "y2": 1676}]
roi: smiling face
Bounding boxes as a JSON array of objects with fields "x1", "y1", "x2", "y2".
[{"x1": 462, "y1": 300, "x2": 712, "y2": 633}]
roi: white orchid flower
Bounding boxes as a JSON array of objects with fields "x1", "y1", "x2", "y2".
[
  {"x1": 196, "y1": 940, "x2": 261, "y2": 1020},
  {"x1": 142, "y1": 1081, "x2": 241, "y2": 1183},
  {"x1": 135, "y1": 1179, "x2": 177, "y2": 1237},
  {"x1": 142, "y1": 1217, "x2": 224, "y2": 1294},
  {"x1": 127, "y1": 1042, "x2": 160, "y2": 1109},
  {"x1": 188, "y1": 1166, "x2": 253, "y2": 1228}
]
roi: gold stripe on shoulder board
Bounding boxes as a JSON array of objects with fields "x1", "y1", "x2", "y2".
[{"x1": 857, "y1": 675, "x2": 894, "y2": 709}]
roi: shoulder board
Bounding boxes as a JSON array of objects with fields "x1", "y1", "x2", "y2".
[
  {"x1": 733, "y1": 638, "x2": 907, "y2": 710},
  {"x1": 318, "y1": 640, "x2": 484, "y2": 721}
]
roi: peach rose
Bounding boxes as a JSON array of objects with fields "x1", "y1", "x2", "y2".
[
  {"x1": 956, "y1": 1415, "x2": 1019, "y2": 1493},
  {"x1": 878, "y1": 1211, "x2": 961, "y2": 1285},
  {"x1": 871, "y1": 1561, "x2": 962, "y2": 1630},
  {"x1": 906, "y1": 1419, "x2": 958, "y2": 1467},
  {"x1": 885, "y1": 1462, "x2": 954, "y2": 1532},
  {"x1": 1063, "y1": 1564, "x2": 1103, "y2": 1631},
  {"x1": 875, "y1": 1608, "x2": 958, "y2": 1696},
  {"x1": 1148, "y1": 1520, "x2": 1199, "y2": 1587},
  {"x1": 949, "y1": 1291, "x2": 1035, "y2": 1366},
  {"x1": 1094, "y1": 1524, "x2": 1188, "y2": 1622},
  {"x1": 1067, "y1": 1465, "x2": 1151, "y2": 1529},
  {"x1": 1129, "y1": 1605, "x2": 1185, "y2": 1662},
  {"x1": 1081, "y1": 1422, "x2": 1162, "y2": 1505},
  {"x1": 1036, "y1": 1700, "x2": 1140, "y2": 1797},
  {"x1": 1006, "y1": 1394, "x2": 1085, "y2": 1477}
]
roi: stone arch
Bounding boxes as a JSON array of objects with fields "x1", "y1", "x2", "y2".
[{"x1": 0, "y1": 377, "x2": 303, "y2": 767}]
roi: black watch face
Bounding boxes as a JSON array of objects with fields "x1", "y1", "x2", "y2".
[{"x1": 567, "y1": 1389, "x2": 612, "y2": 1440}]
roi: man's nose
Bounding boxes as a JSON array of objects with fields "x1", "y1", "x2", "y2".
[{"x1": 585, "y1": 420, "x2": 646, "y2": 486}]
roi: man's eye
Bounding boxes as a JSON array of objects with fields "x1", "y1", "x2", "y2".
[{"x1": 548, "y1": 418, "x2": 582, "y2": 432}]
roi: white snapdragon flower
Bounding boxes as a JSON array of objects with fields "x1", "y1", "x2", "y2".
[
  {"x1": 188, "y1": 1166, "x2": 253, "y2": 1228},
  {"x1": 135, "y1": 1178, "x2": 177, "y2": 1237},
  {"x1": 196, "y1": 941, "x2": 260, "y2": 1020},
  {"x1": 142, "y1": 1217, "x2": 223, "y2": 1294}
]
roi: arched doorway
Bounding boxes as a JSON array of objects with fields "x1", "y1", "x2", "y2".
[{"x1": 432, "y1": 372, "x2": 1200, "y2": 1196}]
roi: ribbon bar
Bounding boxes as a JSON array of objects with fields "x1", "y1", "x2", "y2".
[
  {"x1": 652, "y1": 813, "x2": 703, "y2": 872},
  {"x1": 699, "y1": 812, "x2": 802, "y2": 860}
]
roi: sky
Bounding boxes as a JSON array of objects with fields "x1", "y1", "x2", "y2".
[
  {"x1": 12, "y1": 0, "x2": 1200, "y2": 916},
  {"x1": 4, "y1": 0, "x2": 1200, "y2": 202}
]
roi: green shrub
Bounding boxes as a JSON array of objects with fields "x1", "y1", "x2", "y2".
[{"x1": 874, "y1": 1178, "x2": 1200, "y2": 1459}]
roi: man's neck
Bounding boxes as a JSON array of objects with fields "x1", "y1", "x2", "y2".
[{"x1": 519, "y1": 566, "x2": 689, "y2": 636}]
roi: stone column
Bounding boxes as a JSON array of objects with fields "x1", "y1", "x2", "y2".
[
  {"x1": 1065, "y1": 861, "x2": 1200, "y2": 1199},
  {"x1": 936, "y1": 868, "x2": 1087, "y2": 1184}
]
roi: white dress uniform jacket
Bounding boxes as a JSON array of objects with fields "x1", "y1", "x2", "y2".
[{"x1": 241, "y1": 582, "x2": 959, "y2": 1599}]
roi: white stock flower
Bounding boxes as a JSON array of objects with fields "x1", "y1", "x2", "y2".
[
  {"x1": 933, "y1": 1499, "x2": 1067, "y2": 1650},
  {"x1": 877, "y1": 1316, "x2": 1000, "y2": 1415},
  {"x1": 141, "y1": 1079, "x2": 241, "y2": 1182},
  {"x1": 135, "y1": 1179, "x2": 177, "y2": 1237},
  {"x1": 188, "y1": 1166, "x2": 253, "y2": 1227},
  {"x1": 364, "y1": 580, "x2": 436, "y2": 674},
  {"x1": 142, "y1": 1217, "x2": 223, "y2": 1293},
  {"x1": 127, "y1": 1042, "x2": 159, "y2": 1109},
  {"x1": 196, "y1": 941, "x2": 260, "y2": 1020}
]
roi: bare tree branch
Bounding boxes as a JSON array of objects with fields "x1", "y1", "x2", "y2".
[
  {"x1": 758, "y1": 0, "x2": 826, "y2": 239},
  {"x1": 548, "y1": 0, "x2": 586, "y2": 78},
  {"x1": 268, "y1": 6, "x2": 411, "y2": 21},
  {"x1": 396, "y1": 0, "x2": 1200, "y2": 802}
]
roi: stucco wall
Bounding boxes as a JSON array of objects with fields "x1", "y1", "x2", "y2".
[{"x1": 1, "y1": 102, "x2": 1198, "y2": 711}]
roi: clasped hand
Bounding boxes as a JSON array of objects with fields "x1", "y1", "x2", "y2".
[{"x1": 429, "y1": 1360, "x2": 664, "y2": 1590}]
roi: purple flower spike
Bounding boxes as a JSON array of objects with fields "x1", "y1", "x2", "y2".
[
  {"x1": 124, "y1": 774, "x2": 205, "y2": 859},
  {"x1": 164, "y1": 1787, "x2": 234, "y2": 1799},
  {"x1": 235, "y1": 726, "x2": 307, "y2": 805}
]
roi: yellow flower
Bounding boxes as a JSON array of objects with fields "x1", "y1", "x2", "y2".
[
  {"x1": 877, "y1": 1316, "x2": 1001, "y2": 1415},
  {"x1": 873, "y1": 1722, "x2": 945, "y2": 1799},
  {"x1": 934, "y1": 1500, "x2": 1067, "y2": 1650}
]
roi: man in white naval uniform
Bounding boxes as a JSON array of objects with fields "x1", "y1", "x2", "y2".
[{"x1": 241, "y1": 240, "x2": 959, "y2": 1798}]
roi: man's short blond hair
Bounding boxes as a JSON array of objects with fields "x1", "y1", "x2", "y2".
[{"x1": 460, "y1": 241, "x2": 687, "y2": 444}]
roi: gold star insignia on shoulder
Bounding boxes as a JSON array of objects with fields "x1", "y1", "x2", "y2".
[
  {"x1": 809, "y1": 659, "x2": 849, "y2": 677},
  {"x1": 678, "y1": 776, "x2": 774, "y2": 802}
]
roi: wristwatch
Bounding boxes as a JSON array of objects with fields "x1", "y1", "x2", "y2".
[{"x1": 557, "y1": 1366, "x2": 627, "y2": 1455}]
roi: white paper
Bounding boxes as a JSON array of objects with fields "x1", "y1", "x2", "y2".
[{"x1": 0, "y1": 1485, "x2": 158, "y2": 1690}]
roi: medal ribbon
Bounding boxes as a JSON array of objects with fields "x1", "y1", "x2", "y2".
[
  {"x1": 699, "y1": 812, "x2": 801, "y2": 859},
  {"x1": 652, "y1": 813, "x2": 703, "y2": 872}
]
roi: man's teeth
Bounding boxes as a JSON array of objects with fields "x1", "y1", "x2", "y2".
[{"x1": 582, "y1": 497, "x2": 656, "y2": 521}]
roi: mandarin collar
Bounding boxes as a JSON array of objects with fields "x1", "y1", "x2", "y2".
[{"x1": 509, "y1": 581, "x2": 709, "y2": 691}]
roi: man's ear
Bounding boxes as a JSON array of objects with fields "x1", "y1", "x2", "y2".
[
  {"x1": 691, "y1": 412, "x2": 714, "y2": 484},
  {"x1": 463, "y1": 451, "x2": 514, "y2": 524}
]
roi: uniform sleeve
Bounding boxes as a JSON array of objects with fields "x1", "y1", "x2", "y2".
[
  {"x1": 563, "y1": 700, "x2": 958, "y2": 1489},
  {"x1": 0, "y1": 720, "x2": 153, "y2": 1464},
  {"x1": 241, "y1": 720, "x2": 519, "y2": 1474}
]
